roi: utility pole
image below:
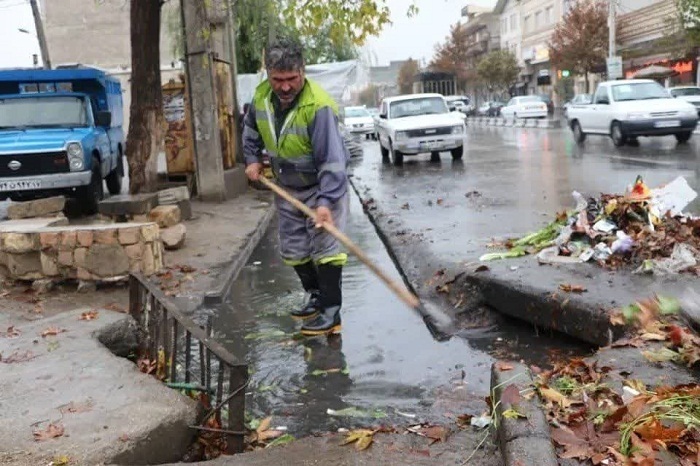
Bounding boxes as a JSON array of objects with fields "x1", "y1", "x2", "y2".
[
  {"x1": 29, "y1": 0, "x2": 51, "y2": 69},
  {"x1": 181, "y1": 0, "x2": 227, "y2": 202},
  {"x1": 608, "y1": 0, "x2": 616, "y2": 58}
]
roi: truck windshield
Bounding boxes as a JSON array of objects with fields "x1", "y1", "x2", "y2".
[
  {"x1": 390, "y1": 97, "x2": 448, "y2": 118},
  {"x1": 0, "y1": 96, "x2": 88, "y2": 129},
  {"x1": 612, "y1": 83, "x2": 669, "y2": 101}
]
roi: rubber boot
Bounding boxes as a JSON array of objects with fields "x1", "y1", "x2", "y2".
[
  {"x1": 291, "y1": 262, "x2": 320, "y2": 319},
  {"x1": 301, "y1": 264, "x2": 342, "y2": 336}
]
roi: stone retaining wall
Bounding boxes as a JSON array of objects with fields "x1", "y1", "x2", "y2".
[{"x1": 0, "y1": 223, "x2": 163, "y2": 281}]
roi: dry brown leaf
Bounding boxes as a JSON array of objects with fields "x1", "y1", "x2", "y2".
[
  {"x1": 538, "y1": 386, "x2": 572, "y2": 408},
  {"x1": 33, "y1": 423, "x2": 64, "y2": 441},
  {"x1": 256, "y1": 417, "x2": 272, "y2": 434},
  {"x1": 355, "y1": 434, "x2": 373, "y2": 451},
  {"x1": 559, "y1": 284, "x2": 587, "y2": 293},
  {"x1": 1, "y1": 350, "x2": 36, "y2": 364},
  {"x1": 79, "y1": 310, "x2": 99, "y2": 321},
  {"x1": 640, "y1": 332, "x2": 666, "y2": 342},
  {"x1": 4, "y1": 326, "x2": 21, "y2": 338},
  {"x1": 417, "y1": 425, "x2": 450, "y2": 444},
  {"x1": 258, "y1": 429, "x2": 285, "y2": 441},
  {"x1": 41, "y1": 327, "x2": 67, "y2": 338},
  {"x1": 495, "y1": 361, "x2": 514, "y2": 372},
  {"x1": 609, "y1": 312, "x2": 627, "y2": 326}
]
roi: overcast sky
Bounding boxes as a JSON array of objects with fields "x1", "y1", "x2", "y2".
[
  {"x1": 0, "y1": 0, "x2": 497, "y2": 69},
  {"x1": 365, "y1": 0, "x2": 497, "y2": 67}
]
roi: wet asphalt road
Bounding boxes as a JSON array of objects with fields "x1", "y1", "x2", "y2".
[{"x1": 350, "y1": 126, "x2": 700, "y2": 267}]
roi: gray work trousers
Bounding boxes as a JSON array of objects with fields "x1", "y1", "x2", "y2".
[{"x1": 276, "y1": 185, "x2": 349, "y2": 266}]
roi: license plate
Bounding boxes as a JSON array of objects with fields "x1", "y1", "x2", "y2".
[
  {"x1": 655, "y1": 120, "x2": 681, "y2": 128},
  {"x1": 0, "y1": 179, "x2": 42, "y2": 192},
  {"x1": 420, "y1": 141, "x2": 441, "y2": 150}
]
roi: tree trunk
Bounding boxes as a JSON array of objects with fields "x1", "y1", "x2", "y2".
[{"x1": 127, "y1": 0, "x2": 163, "y2": 194}]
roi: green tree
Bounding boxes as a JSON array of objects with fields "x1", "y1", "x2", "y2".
[
  {"x1": 397, "y1": 58, "x2": 420, "y2": 94},
  {"x1": 548, "y1": 0, "x2": 607, "y2": 93},
  {"x1": 476, "y1": 50, "x2": 520, "y2": 96},
  {"x1": 357, "y1": 84, "x2": 379, "y2": 107}
]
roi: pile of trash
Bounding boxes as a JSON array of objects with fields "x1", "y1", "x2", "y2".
[{"x1": 481, "y1": 176, "x2": 700, "y2": 275}]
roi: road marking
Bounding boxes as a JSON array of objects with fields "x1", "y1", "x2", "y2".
[{"x1": 609, "y1": 155, "x2": 682, "y2": 166}]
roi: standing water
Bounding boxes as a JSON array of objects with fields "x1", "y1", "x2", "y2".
[{"x1": 211, "y1": 192, "x2": 587, "y2": 436}]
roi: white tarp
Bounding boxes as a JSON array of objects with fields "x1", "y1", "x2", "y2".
[{"x1": 237, "y1": 60, "x2": 359, "y2": 108}]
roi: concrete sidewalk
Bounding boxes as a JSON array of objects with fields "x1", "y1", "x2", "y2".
[{"x1": 0, "y1": 309, "x2": 197, "y2": 466}]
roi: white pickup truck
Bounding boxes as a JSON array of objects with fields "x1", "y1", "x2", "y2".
[
  {"x1": 566, "y1": 79, "x2": 699, "y2": 146},
  {"x1": 376, "y1": 93, "x2": 466, "y2": 165}
]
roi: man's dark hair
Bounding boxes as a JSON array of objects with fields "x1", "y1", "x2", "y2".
[{"x1": 265, "y1": 36, "x2": 304, "y2": 72}]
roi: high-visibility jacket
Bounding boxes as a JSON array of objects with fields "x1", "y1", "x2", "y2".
[{"x1": 252, "y1": 78, "x2": 338, "y2": 189}]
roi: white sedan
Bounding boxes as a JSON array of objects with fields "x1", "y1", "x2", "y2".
[{"x1": 500, "y1": 96, "x2": 548, "y2": 119}]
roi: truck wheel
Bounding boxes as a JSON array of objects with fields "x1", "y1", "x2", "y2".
[
  {"x1": 105, "y1": 151, "x2": 123, "y2": 195},
  {"x1": 450, "y1": 146, "x2": 464, "y2": 160},
  {"x1": 430, "y1": 151, "x2": 441, "y2": 162},
  {"x1": 380, "y1": 141, "x2": 389, "y2": 160},
  {"x1": 676, "y1": 131, "x2": 693, "y2": 143},
  {"x1": 391, "y1": 144, "x2": 404, "y2": 166},
  {"x1": 78, "y1": 157, "x2": 104, "y2": 215},
  {"x1": 611, "y1": 122, "x2": 627, "y2": 147},
  {"x1": 572, "y1": 121, "x2": 586, "y2": 144}
]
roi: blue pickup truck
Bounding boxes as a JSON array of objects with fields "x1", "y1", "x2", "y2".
[{"x1": 0, "y1": 66, "x2": 124, "y2": 213}]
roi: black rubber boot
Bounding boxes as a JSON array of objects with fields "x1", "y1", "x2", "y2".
[
  {"x1": 301, "y1": 264, "x2": 342, "y2": 336},
  {"x1": 291, "y1": 262, "x2": 320, "y2": 319}
]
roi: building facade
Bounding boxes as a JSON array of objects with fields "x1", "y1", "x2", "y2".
[
  {"x1": 519, "y1": 0, "x2": 563, "y2": 99},
  {"x1": 461, "y1": 5, "x2": 501, "y2": 104},
  {"x1": 495, "y1": 0, "x2": 524, "y2": 95}
]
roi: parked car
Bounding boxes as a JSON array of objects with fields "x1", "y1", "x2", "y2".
[
  {"x1": 537, "y1": 94, "x2": 554, "y2": 114},
  {"x1": 376, "y1": 93, "x2": 466, "y2": 166},
  {"x1": 343, "y1": 106, "x2": 376, "y2": 139},
  {"x1": 340, "y1": 122, "x2": 363, "y2": 158},
  {"x1": 499, "y1": 96, "x2": 548, "y2": 119},
  {"x1": 566, "y1": 79, "x2": 698, "y2": 146},
  {"x1": 563, "y1": 94, "x2": 593, "y2": 119},
  {"x1": 477, "y1": 101, "x2": 505, "y2": 116},
  {"x1": 445, "y1": 95, "x2": 474, "y2": 115},
  {"x1": 0, "y1": 66, "x2": 124, "y2": 213},
  {"x1": 669, "y1": 86, "x2": 700, "y2": 116}
]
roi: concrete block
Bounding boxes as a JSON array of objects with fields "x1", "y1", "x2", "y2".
[
  {"x1": 7, "y1": 196, "x2": 66, "y2": 219},
  {"x1": 57, "y1": 250, "x2": 73, "y2": 267},
  {"x1": 225, "y1": 166, "x2": 249, "y2": 199},
  {"x1": 2, "y1": 232, "x2": 37, "y2": 254},
  {"x1": 502, "y1": 437, "x2": 558, "y2": 466},
  {"x1": 161, "y1": 224, "x2": 186, "y2": 250},
  {"x1": 125, "y1": 243, "x2": 144, "y2": 262},
  {"x1": 158, "y1": 186, "x2": 190, "y2": 204},
  {"x1": 142, "y1": 244, "x2": 156, "y2": 275},
  {"x1": 39, "y1": 231, "x2": 61, "y2": 249},
  {"x1": 74, "y1": 247, "x2": 88, "y2": 268},
  {"x1": 40, "y1": 252, "x2": 59, "y2": 277},
  {"x1": 141, "y1": 224, "x2": 160, "y2": 242},
  {"x1": 98, "y1": 193, "x2": 158, "y2": 216},
  {"x1": 149, "y1": 205, "x2": 181, "y2": 228},
  {"x1": 60, "y1": 231, "x2": 77, "y2": 249},
  {"x1": 176, "y1": 199, "x2": 192, "y2": 221}
]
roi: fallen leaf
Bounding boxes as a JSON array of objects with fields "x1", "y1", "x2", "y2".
[
  {"x1": 456, "y1": 413, "x2": 473, "y2": 427},
  {"x1": 266, "y1": 434, "x2": 295, "y2": 448},
  {"x1": 475, "y1": 265, "x2": 489, "y2": 272},
  {"x1": 341, "y1": 429, "x2": 374, "y2": 451},
  {"x1": 500, "y1": 384, "x2": 521, "y2": 406},
  {"x1": 79, "y1": 310, "x2": 99, "y2": 321},
  {"x1": 501, "y1": 408, "x2": 526, "y2": 419},
  {"x1": 656, "y1": 295, "x2": 680, "y2": 315},
  {"x1": 417, "y1": 425, "x2": 450, "y2": 444},
  {"x1": 3, "y1": 326, "x2": 21, "y2": 338},
  {"x1": 436, "y1": 198, "x2": 444, "y2": 205},
  {"x1": 327, "y1": 407, "x2": 387, "y2": 419},
  {"x1": 609, "y1": 312, "x2": 627, "y2": 327},
  {"x1": 41, "y1": 327, "x2": 67, "y2": 338},
  {"x1": 642, "y1": 347, "x2": 680, "y2": 363},
  {"x1": 0, "y1": 350, "x2": 36, "y2": 364},
  {"x1": 538, "y1": 386, "x2": 572, "y2": 408},
  {"x1": 640, "y1": 332, "x2": 667, "y2": 342},
  {"x1": 495, "y1": 361, "x2": 514, "y2": 372},
  {"x1": 559, "y1": 284, "x2": 587, "y2": 293},
  {"x1": 51, "y1": 455, "x2": 70, "y2": 466},
  {"x1": 258, "y1": 429, "x2": 285, "y2": 441},
  {"x1": 667, "y1": 325, "x2": 685, "y2": 346},
  {"x1": 33, "y1": 423, "x2": 64, "y2": 441},
  {"x1": 256, "y1": 417, "x2": 272, "y2": 434}
]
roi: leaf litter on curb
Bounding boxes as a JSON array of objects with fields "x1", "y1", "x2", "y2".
[
  {"x1": 41, "y1": 327, "x2": 67, "y2": 338},
  {"x1": 79, "y1": 310, "x2": 99, "y2": 321},
  {"x1": 341, "y1": 429, "x2": 375, "y2": 451},
  {"x1": 533, "y1": 355, "x2": 700, "y2": 465},
  {"x1": 2, "y1": 326, "x2": 21, "y2": 338}
]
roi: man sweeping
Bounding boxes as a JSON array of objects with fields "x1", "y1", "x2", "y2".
[{"x1": 242, "y1": 36, "x2": 350, "y2": 336}]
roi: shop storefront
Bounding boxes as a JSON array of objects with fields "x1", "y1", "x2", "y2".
[{"x1": 624, "y1": 56, "x2": 698, "y2": 86}]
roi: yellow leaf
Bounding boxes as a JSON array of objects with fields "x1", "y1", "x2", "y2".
[
  {"x1": 52, "y1": 455, "x2": 70, "y2": 466},
  {"x1": 258, "y1": 429, "x2": 285, "y2": 441},
  {"x1": 257, "y1": 416, "x2": 272, "y2": 434},
  {"x1": 502, "y1": 408, "x2": 527, "y2": 419},
  {"x1": 640, "y1": 333, "x2": 666, "y2": 342},
  {"x1": 341, "y1": 429, "x2": 374, "y2": 446},
  {"x1": 355, "y1": 434, "x2": 373, "y2": 451},
  {"x1": 538, "y1": 386, "x2": 572, "y2": 408},
  {"x1": 624, "y1": 379, "x2": 647, "y2": 393}
]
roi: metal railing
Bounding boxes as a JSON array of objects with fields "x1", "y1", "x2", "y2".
[{"x1": 129, "y1": 273, "x2": 248, "y2": 454}]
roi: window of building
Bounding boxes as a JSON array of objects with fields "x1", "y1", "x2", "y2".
[
  {"x1": 510, "y1": 13, "x2": 517, "y2": 31},
  {"x1": 535, "y1": 11, "x2": 542, "y2": 28},
  {"x1": 546, "y1": 6, "x2": 554, "y2": 24},
  {"x1": 524, "y1": 15, "x2": 531, "y2": 32},
  {"x1": 502, "y1": 18, "x2": 507, "y2": 34}
]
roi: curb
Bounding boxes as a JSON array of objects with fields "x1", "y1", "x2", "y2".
[
  {"x1": 468, "y1": 117, "x2": 562, "y2": 129},
  {"x1": 203, "y1": 206, "x2": 275, "y2": 305},
  {"x1": 491, "y1": 362, "x2": 558, "y2": 466},
  {"x1": 463, "y1": 269, "x2": 625, "y2": 347}
]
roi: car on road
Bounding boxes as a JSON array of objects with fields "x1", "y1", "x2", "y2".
[
  {"x1": 477, "y1": 101, "x2": 505, "y2": 116},
  {"x1": 566, "y1": 79, "x2": 699, "y2": 146},
  {"x1": 537, "y1": 94, "x2": 555, "y2": 114},
  {"x1": 445, "y1": 95, "x2": 474, "y2": 115},
  {"x1": 499, "y1": 96, "x2": 548, "y2": 119},
  {"x1": 669, "y1": 86, "x2": 700, "y2": 116},
  {"x1": 563, "y1": 94, "x2": 592, "y2": 118},
  {"x1": 343, "y1": 106, "x2": 376, "y2": 139},
  {"x1": 376, "y1": 93, "x2": 466, "y2": 166}
]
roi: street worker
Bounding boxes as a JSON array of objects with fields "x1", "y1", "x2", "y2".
[{"x1": 242, "y1": 36, "x2": 350, "y2": 337}]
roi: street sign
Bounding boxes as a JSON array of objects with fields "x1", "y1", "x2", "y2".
[{"x1": 607, "y1": 56, "x2": 623, "y2": 79}]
